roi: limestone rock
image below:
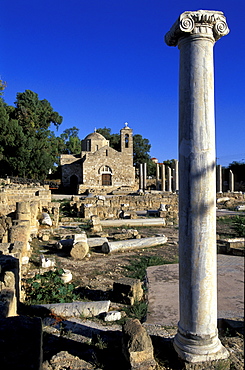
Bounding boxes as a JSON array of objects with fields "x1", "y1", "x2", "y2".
[
  {"x1": 70, "y1": 241, "x2": 89, "y2": 260},
  {"x1": 40, "y1": 255, "x2": 55, "y2": 268},
  {"x1": 122, "y1": 318, "x2": 157, "y2": 370},
  {"x1": 35, "y1": 300, "x2": 111, "y2": 318},
  {"x1": 90, "y1": 215, "x2": 102, "y2": 233},
  {"x1": 42, "y1": 233, "x2": 50, "y2": 242},
  {"x1": 43, "y1": 351, "x2": 94, "y2": 370},
  {"x1": 41, "y1": 212, "x2": 52, "y2": 226},
  {"x1": 104, "y1": 310, "x2": 122, "y2": 322},
  {"x1": 113, "y1": 277, "x2": 144, "y2": 305},
  {"x1": 60, "y1": 269, "x2": 72, "y2": 283}
]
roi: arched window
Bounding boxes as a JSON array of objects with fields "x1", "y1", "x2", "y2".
[
  {"x1": 125, "y1": 134, "x2": 129, "y2": 148},
  {"x1": 98, "y1": 165, "x2": 112, "y2": 174},
  {"x1": 99, "y1": 165, "x2": 112, "y2": 186}
]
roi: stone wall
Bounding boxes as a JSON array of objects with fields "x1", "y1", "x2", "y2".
[
  {"x1": 0, "y1": 182, "x2": 51, "y2": 216},
  {"x1": 71, "y1": 193, "x2": 179, "y2": 221},
  {"x1": 216, "y1": 192, "x2": 245, "y2": 209},
  {"x1": 0, "y1": 181, "x2": 59, "y2": 318}
]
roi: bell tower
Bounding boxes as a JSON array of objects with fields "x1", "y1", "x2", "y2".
[{"x1": 120, "y1": 122, "x2": 133, "y2": 156}]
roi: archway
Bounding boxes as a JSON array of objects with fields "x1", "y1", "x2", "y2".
[{"x1": 99, "y1": 165, "x2": 112, "y2": 186}]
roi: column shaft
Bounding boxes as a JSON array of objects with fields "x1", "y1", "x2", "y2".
[
  {"x1": 161, "y1": 164, "x2": 166, "y2": 191},
  {"x1": 165, "y1": 9, "x2": 229, "y2": 363},
  {"x1": 139, "y1": 164, "x2": 143, "y2": 190},
  {"x1": 229, "y1": 170, "x2": 234, "y2": 192},
  {"x1": 143, "y1": 163, "x2": 147, "y2": 191}
]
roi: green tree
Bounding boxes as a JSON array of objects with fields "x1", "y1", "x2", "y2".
[
  {"x1": 227, "y1": 161, "x2": 245, "y2": 183},
  {"x1": 0, "y1": 79, "x2": 7, "y2": 96},
  {"x1": 0, "y1": 89, "x2": 63, "y2": 179},
  {"x1": 96, "y1": 127, "x2": 120, "y2": 151},
  {"x1": 163, "y1": 159, "x2": 176, "y2": 168},
  {"x1": 12, "y1": 90, "x2": 63, "y2": 132},
  {"x1": 59, "y1": 126, "x2": 81, "y2": 154}
]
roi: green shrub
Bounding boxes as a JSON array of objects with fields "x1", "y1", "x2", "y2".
[
  {"x1": 232, "y1": 216, "x2": 245, "y2": 237},
  {"x1": 24, "y1": 269, "x2": 80, "y2": 304},
  {"x1": 124, "y1": 255, "x2": 178, "y2": 281},
  {"x1": 123, "y1": 301, "x2": 148, "y2": 322}
]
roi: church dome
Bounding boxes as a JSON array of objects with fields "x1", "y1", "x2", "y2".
[{"x1": 84, "y1": 132, "x2": 105, "y2": 141}]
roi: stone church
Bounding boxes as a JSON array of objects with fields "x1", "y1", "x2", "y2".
[{"x1": 60, "y1": 124, "x2": 135, "y2": 193}]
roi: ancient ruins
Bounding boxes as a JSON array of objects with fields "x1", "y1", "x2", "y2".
[{"x1": 0, "y1": 8, "x2": 244, "y2": 370}]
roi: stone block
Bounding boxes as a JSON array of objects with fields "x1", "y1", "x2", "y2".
[
  {"x1": 104, "y1": 310, "x2": 122, "y2": 322},
  {"x1": 73, "y1": 232, "x2": 87, "y2": 244},
  {"x1": 43, "y1": 351, "x2": 94, "y2": 370},
  {"x1": 70, "y1": 241, "x2": 89, "y2": 260},
  {"x1": 236, "y1": 204, "x2": 245, "y2": 211},
  {"x1": 113, "y1": 277, "x2": 144, "y2": 305},
  {"x1": 122, "y1": 318, "x2": 157, "y2": 370},
  {"x1": 0, "y1": 289, "x2": 17, "y2": 318}
]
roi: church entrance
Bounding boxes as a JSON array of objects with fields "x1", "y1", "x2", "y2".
[{"x1": 102, "y1": 173, "x2": 112, "y2": 186}]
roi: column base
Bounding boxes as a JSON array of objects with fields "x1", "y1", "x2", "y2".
[{"x1": 173, "y1": 330, "x2": 229, "y2": 363}]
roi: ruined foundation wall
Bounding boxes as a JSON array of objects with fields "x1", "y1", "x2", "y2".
[
  {"x1": 0, "y1": 182, "x2": 52, "y2": 216},
  {"x1": 71, "y1": 193, "x2": 179, "y2": 220}
]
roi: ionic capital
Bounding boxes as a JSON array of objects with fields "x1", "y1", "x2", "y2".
[{"x1": 165, "y1": 10, "x2": 229, "y2": 46}]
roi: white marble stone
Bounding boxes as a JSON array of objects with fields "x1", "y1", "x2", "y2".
[
  {"x1": 161, "y1": 164, "x2": 165, "y2": 191},
  {"x1": 165, "y1": 9, "x2": 229, "y2": 363},
  {"x1": 229, "y1": 170, "x2": 234, "y2": 192}
]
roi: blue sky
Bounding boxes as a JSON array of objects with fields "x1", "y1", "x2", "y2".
[{"x1": 1, "y1": 0, "x2": 245, "y2": 167}]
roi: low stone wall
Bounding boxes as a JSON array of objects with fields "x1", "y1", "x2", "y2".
[
  {"x1": 71, "y1": 193, "x2": 179, "y2": 221},
  {"x1": 0, "y1": 181, "x2": 52, "y2": 216}
]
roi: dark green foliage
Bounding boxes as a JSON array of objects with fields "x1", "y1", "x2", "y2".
[
  {"x1": 124, "y1": 255, "x2": 178, "y2": 281},
  {"x1": 0, "y1": 89, "x2": 63, "y2": 179},
  {"x1": 232, "y1": 216, "x2": 245, "y2": 237},
  {"x1": 59, "y1": 200, "x2": 77, "y2": 217},
  {"x1": 13, "y1": 90, "x2": 62, "y2": 131},
  {"x1": 227, "y1": 161, "x2": 245, "y2": 183},
  {"x1": 59, "y1": 126, "x2": 81, "y2": 154},
  {"x1": 25, "y1": 269, "x2": 80, "y2": 304},
  {"x1": 122, "y1": 301, "x2": 148, "y2": 322},
  {"x1": 96, "y1": 127, "x2": 120, "y2": 151},
  {"x1": 163, "y1": 159, "x2": 176, "y2": 168}
]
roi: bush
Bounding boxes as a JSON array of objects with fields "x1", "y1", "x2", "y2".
[
  {"x1": 124, "y1": 255, "x2": 178, "y2": 281},
  {"x1": 25, "y1": 269, "x2": 80, "y2": 304},
  {"x1": 233, "y1": 216, "x2": 245, "y2": 237}
]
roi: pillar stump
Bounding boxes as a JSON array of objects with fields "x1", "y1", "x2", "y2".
[{"x1": 165, "y1": 10, "x2": 229, "y2": 362}]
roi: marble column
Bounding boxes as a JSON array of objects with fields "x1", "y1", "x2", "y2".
[
  {"x1": 166, "y1": 166, "x2": 172, "y2": 192},
  {"x1": 216, "y1": 165, "x2": 223, "y2": 193},
  {"x1": 165, "y1": 10, "x2": 229, "y2": 362},
  {"x1": 139, "y1": 164, "x2": 143, "y2": 190},
  {"x1": 173, "y1": 159, "x2": 179, "y2": 192},
  {"x1": 229, "y1": 170, "x2": 234, "y2": 192},
  {"x1": 143, "y1": 162, "x2": 147, "y2": 191},
  {"x1": 156, "y1": 163, "x2": 160, "y2": 190},
  {"x1": 161, "y1": 164, "x2": 166, "y2": 191}
]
